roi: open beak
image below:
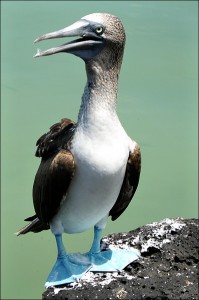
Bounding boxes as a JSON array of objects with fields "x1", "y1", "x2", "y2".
[{"x1": 34, "y1": 18, "x2": 105, "y2": 61}]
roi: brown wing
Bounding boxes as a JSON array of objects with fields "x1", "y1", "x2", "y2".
[
  {"x1": 17, "y1": 118, "x2": 76, "y2": 235},
  {"x1": 35, "y1": 118, "x2": 76, "y2": 158},
  {"x1": 109, "y1": 143, "x2": 141, "y2": 221},
  {"x1": 33, "y1": 149, "x2": 75, "y2": 224}
]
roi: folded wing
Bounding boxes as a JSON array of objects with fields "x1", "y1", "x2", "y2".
[
  {"x1": 17, "y1": 118, "x2": 76, "y2": 235},
  {"x1": 109, "y1": 143, "x2": 141, "y2": 221}
]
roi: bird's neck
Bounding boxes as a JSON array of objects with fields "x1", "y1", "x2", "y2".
[{"x1": 77, "y1": 61, "x2": 120, "y2": 127}]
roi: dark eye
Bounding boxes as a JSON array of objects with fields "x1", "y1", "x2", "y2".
[{"x1": 95, "y1": 26, "x2": 104, "y2": 35}]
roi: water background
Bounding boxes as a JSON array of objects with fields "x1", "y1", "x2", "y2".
[{"x1": 1, "y1": 1, "x2": 198, "y2": 299}]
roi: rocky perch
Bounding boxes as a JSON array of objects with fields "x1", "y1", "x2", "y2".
[{"x1": 42, "y1": 218, "x2": 198, "y2": 299}]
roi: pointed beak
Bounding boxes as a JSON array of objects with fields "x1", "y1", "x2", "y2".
[
  {"x1": 34, "y1": 19, "x2": 89, "y2": 44},
  {"x1": 33, "y1": 18, "x2": 105, "y2": 60}
]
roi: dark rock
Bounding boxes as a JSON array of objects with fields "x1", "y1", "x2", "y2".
[{"x1": 42, "y1": 218, "x2": 198, "y2": 300}]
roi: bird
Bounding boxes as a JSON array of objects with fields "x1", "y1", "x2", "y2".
[{"x1": 17, "y1": 13, "x2": 141, "y2": 288}]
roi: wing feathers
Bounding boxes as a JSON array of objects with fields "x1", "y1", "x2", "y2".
[
  {"x1": 17, "y1": 118, "x2": 76, "y2": 234},
  {"x1": 109, "y1": 143, "x2": 141, "y2": 221},
  {"x1": 35, "y1": 118, "x2": 76, "y2": 158},
  {"x1": 33, "y1": 149, "x2": 75, "y2": 224}
]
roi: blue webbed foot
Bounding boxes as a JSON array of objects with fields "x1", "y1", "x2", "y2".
[
  {"x1": 87, "y1": 248, "x2": 140, "y2": 272},
  {"x1": 45, "y1": 253, "x2": 91, "y2": 288},
  {"x1": 84, "y1": 226, "x2": 140, "y2": 272},
  {"x1": 45, "y1": 234, "x2": 91, "y2": 288}
]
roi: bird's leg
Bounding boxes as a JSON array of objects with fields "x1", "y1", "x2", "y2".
[
  {"x1": 89, "y1": 214, "x2": 109, "y2": 254},
  {"x1": 56, "y1": 234, "x2": 67, "y2": 258},
  {"x1": 89, "y1": 226, "x2": 102, "y2": 254},
  {"x1": 87, "y1": 225, "x2": 116, "y2": 271}
]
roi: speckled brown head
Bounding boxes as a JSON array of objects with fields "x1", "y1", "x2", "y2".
[{"x1": 83, "y1": 13, "x2": 126, "y2": 74}]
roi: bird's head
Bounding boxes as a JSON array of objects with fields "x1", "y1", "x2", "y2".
[{"x1": 34, "y1": 13, "x2": 126, "y2": 67}]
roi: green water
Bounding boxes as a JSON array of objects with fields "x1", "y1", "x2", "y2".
[{"x1": 1, "y1": 1, "x2": 198, "y2": 299}]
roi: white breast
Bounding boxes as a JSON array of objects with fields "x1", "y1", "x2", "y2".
[{"x1": 50, "y1": 116, "x2": 130, "y2": 235}]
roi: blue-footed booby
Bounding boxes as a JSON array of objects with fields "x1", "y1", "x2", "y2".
[{"x1": 17, "y1": 13, "x2": 141, "y2": 288}]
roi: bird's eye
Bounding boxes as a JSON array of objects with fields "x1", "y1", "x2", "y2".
[{"x1": 95, "y1": 27, "x2": 103, "y2": 34}]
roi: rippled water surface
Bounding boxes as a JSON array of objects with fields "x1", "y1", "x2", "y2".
[{"x1": 1, "y1": 1, "x2": 198, "y2": 299}]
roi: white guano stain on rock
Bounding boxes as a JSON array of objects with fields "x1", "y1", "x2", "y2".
[{"x1": 136, "y1": 218, "x2": 186, "y2": 253}]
